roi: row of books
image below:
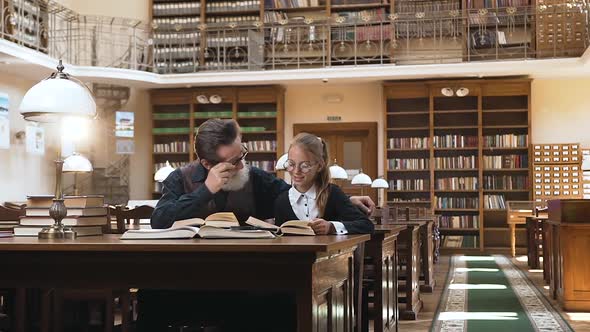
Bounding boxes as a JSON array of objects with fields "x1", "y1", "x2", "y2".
[
  {"x1": 152, "y1": 18, "x2": 200, "y2": 31},
  {"x1": 156, "y1": 61, "x2": 197, "y2": 73},
  {"x1": 194, "y1": 112, "x2": 233, "y2": 118},
  {"x1": 205, "y1": 15, "x2": 259, "y2": 24},
  {"x1": 265, "y1": 0, "x2": 321, "y2": 9},
  {"x1": 395, "y1": 0, "x2": 460, "y2": 15},
  {"x1": 244, "y1": 140, "x2": 277, "y2": 152},
  {"x1": 264, "y1": 11, "x2": 288, "y2": 23},
  {"x1": 14, "y1": 195, "x2": 108, "y2": 237},
  {"x1": 434, "y1": 156, "x2": 477, "y2": 169},
  {"x1": 154, "y1": 32, "x2": 200, "y2": 46},
  {"x1": 388, "y1": 137, "x2": 428, "y2": 149},
  {"x1": 331, "y1": 8, "x2": 386, "y2": 22},
  {"x1": 249, "y1": 160, "x2": 276, "y2": 171},
  {"x1": 154, "y1": 161, "x2": 184, "y2": 173},
  {"x1": 483, "y1": 175, "x2": 529, "y2": 190},
  {"x1": 153, "y1": 2, "x2": 200, "y2": 16},
  {"x1": 334, "y1": 25, "x2": 392, "y2": 42},
  {"x1": 206, "y1": 36, "x2": 250, "y2": 48},
  {"x1": 439, "y1": 215, "x2": 480, "y2": 229},
  {"x1": 433, "y1": 135, "x2": 478, "y2": 148},
  {"x1": 435, "y1": 177, "x2": 478, "y2": 190},
  {"x1": 206, "y1": 1, "x2": 260, "y2": 12},
  {"x1": 482, "y1": 154, "x2": 528, "y2": 169},
  {"x1": 388, "y1": 198, "x2": 430, "y2": 203},
  {"x1": 467, "y1": 0, "x2": 529, "y2": 9},
  {"x1": 389, "y1": 179, "x2": 429, "y2": 190},
  {"x1": 483, "y1": 134, "x2": 528, "y2": 148},
  {"x1": 435, "y1": 197, "x2": 479, "y2": 209},
  {"x1": 154, "y1": 46, "x2": 201, "y2": 59},
  {"x1": 388, "y1": 158, "x2": 429, "y2": 170},
  {"x1": 238, "y1": 111, "x2": 277, "y2": 117},
  {"x1": 153, "y1": 141, "x2": 190, "y2": 153},
  {"x1": 153, "y1": 127, "x2": 195, "y2": 134},
  {"x1": 484, "y1": 194, "x2": 506, "y2": 209}
]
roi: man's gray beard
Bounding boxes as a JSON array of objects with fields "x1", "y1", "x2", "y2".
[{"x1": 222, "y1": 164, "x2": 250, "y2": 191}]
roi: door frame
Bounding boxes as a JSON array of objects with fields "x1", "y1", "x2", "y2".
[{"x1": 293, "y1": 122, "x2": 378, "y2": 199}]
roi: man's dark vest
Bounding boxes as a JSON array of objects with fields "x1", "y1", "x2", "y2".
[{"x1": 180, "y1": 163, "x2": 256, "y2": 222}]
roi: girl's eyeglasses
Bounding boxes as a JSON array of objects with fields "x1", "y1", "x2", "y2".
[{"x1": 283, "y1": 160, "x2": 317, "y2": 174}]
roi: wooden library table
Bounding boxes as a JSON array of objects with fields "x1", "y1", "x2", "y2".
[
  {"x1": 0, "y1": 234, "x2": 370, "y2": 332},
  {"x1": 363, "y1": 224, "x2": 406, "y2": 332},
  {"x1": 525, "y1": 215, "x2": 547, "y2": 270}
]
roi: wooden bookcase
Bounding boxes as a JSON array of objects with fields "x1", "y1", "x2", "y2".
[
  {"x1": 150, "y1": 85, "x2": 285, "y2": 198},
  {"x1": 383, "y1": 78, "x2": 531, "y2": 252}
]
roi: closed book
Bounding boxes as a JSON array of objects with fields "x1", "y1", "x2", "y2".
[
  {"x1": 14, "y1": 226, "x2": 103, "y2": 237},
  {"x1": 19, "y1": 215, "x2": 108, "y2": 227},
  {"x1": 25, "y1": 207, "x2": 107, "y2": 217},
  {"x1": 26, "y1": 195, "x2": 105, "y2": 208}
]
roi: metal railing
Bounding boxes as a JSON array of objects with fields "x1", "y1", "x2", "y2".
[{"x1": 1, "y1": 0, "x2": 588, "y2": 74}]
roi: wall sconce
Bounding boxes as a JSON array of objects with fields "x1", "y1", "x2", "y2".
[
  {"x1": 196, "y1": 94, "x2": 222, "y2": 104},
  {"x1": 441, "y1": 87, "x2": 469, "y2": 97}
]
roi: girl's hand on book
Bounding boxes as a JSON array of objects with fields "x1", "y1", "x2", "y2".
[{"x1": 310, "y1": 219, "x2": 336, "y2": 235}]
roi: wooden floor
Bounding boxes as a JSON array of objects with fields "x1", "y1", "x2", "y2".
[{"x1": 395, "y1": 255, "x2": 590, "y2": 332}]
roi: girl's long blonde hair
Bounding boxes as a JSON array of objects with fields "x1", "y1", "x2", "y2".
[{"x1": 290, "y1": 133, "x2": 331, "y2": 216}]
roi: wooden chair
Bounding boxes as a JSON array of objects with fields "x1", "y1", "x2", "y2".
[{"x1": 114, "y1": 205, "x2": 154, "y2": 234}]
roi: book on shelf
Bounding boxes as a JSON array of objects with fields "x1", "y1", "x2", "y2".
[
  {"x1": 246, "y1": 217, "x2": 315, "y2": 236},
  {"x1": 0, "y1": 231, "x2": 13, "y2": 238},
  {"x1": 14, "y1": 226, "x2": 103, "y2": 237},
  {"x1": 25, "y1": 207, "x2": 108, "y2": 217},
  {"x1": 26, "y1": 195, "x2": 105, "y2": 209},
  {"x1": 19, "y1": 216, "x2": 108, "y2": 227}
]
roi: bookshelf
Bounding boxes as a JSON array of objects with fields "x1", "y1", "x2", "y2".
[
  {"x1": 150, "y1": 85, "x2": 285, "y2": 198},
  {"x1": 384, "y1": 78, "x2": 531, "y2": 252}
]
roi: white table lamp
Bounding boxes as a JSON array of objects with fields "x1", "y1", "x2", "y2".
[
  {"x1": 329, "y1": 160, "x2": 348, "y2": 180},
  {"x1": 371, "y1": 177, "x2": 389, "y2": 207},
  {"x1": 275, "y1": 153, "x2": 288, "y2": 170},
  {"x1": 63, "y1": 153, "x2": 93, "y2": 196},
  {"x1": 351, "y1": 170, "x2": 372, "y2": 195},
  {"x1": 19, "y1": 60, "x2": 97, "y2": 239},
  {"x1": 154, "y1": 161, "x2": 175, "y2": 182}
]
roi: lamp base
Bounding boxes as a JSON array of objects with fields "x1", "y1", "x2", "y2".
[{"x1": 38, "y1": 225, "x2": 77, "y2": 239}]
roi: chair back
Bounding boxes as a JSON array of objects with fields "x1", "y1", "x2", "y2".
[{"x1": 113, "y1": 205, "x2": 155, "y2": 234}]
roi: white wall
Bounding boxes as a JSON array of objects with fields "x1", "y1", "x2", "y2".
[
  {"x1": 0, "y1": 76, "x2": 58, "y2": 202},
  {"x1": 284, "y1": 82, "x2": 384, "y2": 173},
  {"x1": 128, "y1": 88, "x2": 152, "y2": 200},
  {"x1": 54, "y1": 0, "x2": 150, "y2": 21},
  {"x1": 531, "y1": 78, "x2": 590, "y2": 147}
]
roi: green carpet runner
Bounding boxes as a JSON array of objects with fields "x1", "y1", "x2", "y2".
[{"x1": 432, "y1": 255, "x2": 573, "y2": 332}]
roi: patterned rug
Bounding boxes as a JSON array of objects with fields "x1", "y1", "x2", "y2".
[{"x1": 432, "y1": 255, "x2": 573, "y2": 332}]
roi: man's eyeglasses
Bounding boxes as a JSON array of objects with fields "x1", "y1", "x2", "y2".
[
  {"x1": 283, "y1": 160, "x2": 317, "y2": 174},
  {"x1": 227, "y1": 144, "x2": 248, "y2": 166}
]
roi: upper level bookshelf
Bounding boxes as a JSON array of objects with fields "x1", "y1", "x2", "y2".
[
  {"x1": 383, "y1": 78, "x2": 531, "y2": 252},
  {"x1": 150, "y1": 85, "x2": 285, "y2": 198}
]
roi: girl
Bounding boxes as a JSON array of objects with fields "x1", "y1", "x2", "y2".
[{"x1": 274, "y1": 133, "x2": 374, "y2": 234}]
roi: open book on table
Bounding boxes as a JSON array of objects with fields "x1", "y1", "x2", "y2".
[
  {"x1": 121, "y1": 212, "x2": 275, "y2": 239},
  {"x1": 246, "y1": 217, "x2": 315, "y2": 236}
]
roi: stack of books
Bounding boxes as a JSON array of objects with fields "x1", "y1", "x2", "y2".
[{"x1": 14, "y1": 195, "x2": 107, "y2": 237}]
